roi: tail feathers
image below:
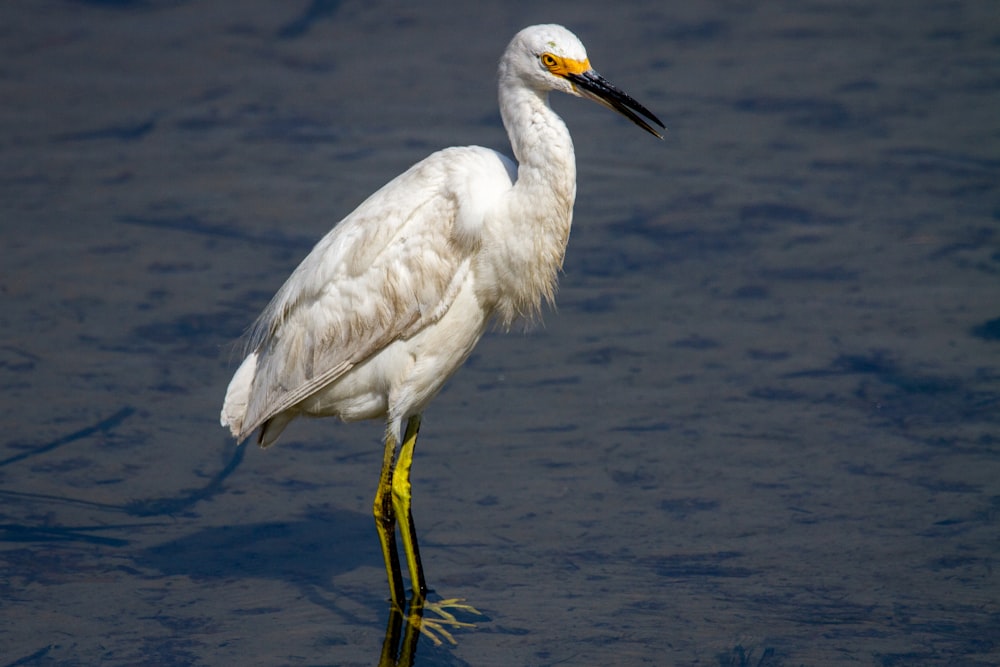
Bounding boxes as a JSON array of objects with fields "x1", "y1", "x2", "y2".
[
  {"x1": 258, "y1": 411, "x2": 295, "y2": 448},
  {"x1": 221, "y1": 352, "x2": 259, "y2": 442}
]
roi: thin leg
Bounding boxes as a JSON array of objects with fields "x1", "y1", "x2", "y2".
[
  {"x1": 381, "y1": 414, "x2": 481, "y2": 646},
  {"x1": 392, "y1": 414, "x2": 427, "y2": 598},
  {"x1": 374, "y1": 427, "x2": 406, "y2": 607}
]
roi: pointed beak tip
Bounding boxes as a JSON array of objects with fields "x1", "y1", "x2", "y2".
[
  {"x1": 568, "y1": 70, "x2": 665, "y2": 140},
  {"x1": 647, "y1": 123, "x2": 666, "y2": 140}
]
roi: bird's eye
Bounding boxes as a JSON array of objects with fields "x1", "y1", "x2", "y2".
[{"x1": 540, "y1": 53, "x2": 559, "y2": 70}]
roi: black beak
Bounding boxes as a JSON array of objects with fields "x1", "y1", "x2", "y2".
[{"x1": 567, "y1": 69, "x2": 665, "y2": 139}]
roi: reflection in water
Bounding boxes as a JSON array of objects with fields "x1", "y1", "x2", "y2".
[{"x1": 379, "y1": 607, "x2": 417, "y2": 667}]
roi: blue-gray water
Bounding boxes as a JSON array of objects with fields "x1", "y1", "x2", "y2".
[{"x1": 2, "y1": 1, "x2": 998, "y2": 665}]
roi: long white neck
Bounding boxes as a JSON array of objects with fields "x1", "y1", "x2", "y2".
[{"x1": 485, "y1": 71, "x2": 577, "y2": 327}]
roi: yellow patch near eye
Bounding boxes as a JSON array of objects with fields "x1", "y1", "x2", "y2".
[{"x1": 541, "y1": 53, "x2": 591, "y2": 77}]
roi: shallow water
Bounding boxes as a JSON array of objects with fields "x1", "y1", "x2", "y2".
[{"x1": 2, "y1": 1, "x2": 998, "y2": 665}]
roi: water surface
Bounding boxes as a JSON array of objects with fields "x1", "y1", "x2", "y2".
[{"x1": 2, "y1": 1, "x2": 998, "y2": 665}]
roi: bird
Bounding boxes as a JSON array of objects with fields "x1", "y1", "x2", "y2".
[{"x1": 221, "y1": 23, "x2": 663, "y2": 620}]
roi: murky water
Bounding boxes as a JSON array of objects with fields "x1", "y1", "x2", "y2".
[{"x1": 2, "y1": 1, "x2": 998, "y2": 665}]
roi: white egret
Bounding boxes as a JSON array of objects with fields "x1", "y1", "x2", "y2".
[{"x1": 221, "y1": 23, "x2": 662, "y2": 616}]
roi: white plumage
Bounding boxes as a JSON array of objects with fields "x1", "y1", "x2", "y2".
[
  {"x1": 221, "y1": 24, "x2": 662, "y2": 615},
  {"x1": 222, "y1": 146, "x2": 520, "y2": 446}
]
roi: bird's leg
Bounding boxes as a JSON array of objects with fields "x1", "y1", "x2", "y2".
[
  {"x1": 374, "y1": 427, "x2": 406, "y2": 608},
  {"x1": 392, "y1": 414, "x2": 427, "y2": 598},
  {"x1": 390, "y1": 414, "x2": 483, "y2": 645}
]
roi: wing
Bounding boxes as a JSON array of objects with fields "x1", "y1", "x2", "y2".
[{"x1": 231, "y1": 146, "x2": 515, "y2": 442}]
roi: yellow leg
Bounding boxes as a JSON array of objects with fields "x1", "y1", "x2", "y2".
[
  {"x1": 378, "y1": 414, "x2": 482, "y2": 647},
  {"x1": 392, "y1": 414, "x2": 427, "y2": 598},
  {"x1": 373, "y1": 426, "x2": 406, "y2": 607}
]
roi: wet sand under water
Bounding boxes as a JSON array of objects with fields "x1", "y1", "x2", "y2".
[{"x1": 1, "y1": 1, "x2": 998, "y2": 665}]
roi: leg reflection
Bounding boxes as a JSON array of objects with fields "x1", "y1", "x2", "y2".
[{"x1": 378, "y1": 605, "x2": 420, "y2": 667}]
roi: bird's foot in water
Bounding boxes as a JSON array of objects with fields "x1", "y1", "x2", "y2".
[{"x1": 408, "y1": 597, "x2": 481, "y2": 646}]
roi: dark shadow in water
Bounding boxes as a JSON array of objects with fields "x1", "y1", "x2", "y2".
[
  {"x1": 52, "y1": 115, "x2": 158, "y2": 142},
  {"x1": 4, "y1": 645, "x2": 56, "y2": 667},
  {"x1": 136, "y1": 511, "x2": 478, "y2": 666},
  {"x1": 0, "y1": 435, "x2": 245, "y2": 521},
  {"x1": 716, "y1": 644, "x2": 781, "y2": 667},
  {"x1": 276, "y1": 0, "x2": 342, "y2": 40},
  {"x1": 0, "y1": 409, "x2": 464, "y2": 664},
  {"x1": 0, "y1": 407, "x2": 245, "y2": 554},
  {"x1": 777, "y1": 349, "x2": 1000, "y2": 435},
  {"x1": 970, "y1": 317, "x2": 1000, "y2": 341},
  {"x1": 126, "y1": 442, "x2": 247, "y2": 517},
  {"x1": 653, "y1": 551, "x2": 755, "y2": 579},
  {"x1": 137, "y1": 508, "x2": 375, "y2": 587},
  {"x1": 66, "y1": 0, "x2": 153, "y2": 8},
  {"x1": 119, "y1": 214, "x2": 316, "y2": 251},
  {"x1": 0, "y1": 406, "x2": 135, "y2": 468},
  {"x1": 0, "y1": 408, "x2": 480, "y2": 664},
  {"x1": 0, "y1": 522, "x2": 153, "y2": 547}
]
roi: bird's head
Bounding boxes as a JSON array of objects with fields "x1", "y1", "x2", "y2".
[{"x1": 503, "y1": 24, "x2": 665, "y2": 139}]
